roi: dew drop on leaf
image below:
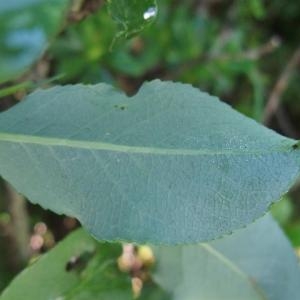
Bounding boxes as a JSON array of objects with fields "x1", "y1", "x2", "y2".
[{"x1": 143, "y1": 7, "x2": 157, "y2": 20}]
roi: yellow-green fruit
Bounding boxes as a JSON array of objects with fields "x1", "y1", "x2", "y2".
[{"x1": 137, "y1": 246, "x2": 155, "y2": 266}]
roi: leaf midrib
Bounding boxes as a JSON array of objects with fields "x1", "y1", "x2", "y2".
[
  {"x1": 0, "y1": 132, "x2": 292, "y2": 156},
  {"x1": 201, "y1": 243, "x2": 267, "y2": 300}
]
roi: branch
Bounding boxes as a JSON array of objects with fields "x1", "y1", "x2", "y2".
[
  {"x1": 263, "y1": 46, "x2": 300, "y2": 125},
  {"x1": 165, "y1": 36, "x2": 281, "y2": 80},
  {"x1": 68, "y1": 0, "x2": 104, "y2": 23},
  {"x1": 0, "y1": 180, "x2": 30, "y2": 270}
]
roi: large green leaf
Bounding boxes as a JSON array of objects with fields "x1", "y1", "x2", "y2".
[
  {"x1": 0, "y1": 80, "x2": 300, "y2": 244},
  {"x1": 0, "y1": 0, "x2": 69, "y2": 83},
  {"x1": 0, "y1": 229, "x2": 134, "y2": 300},
  {"x1": 153, "y1": 214, "x2": 300, "y2": 299}
]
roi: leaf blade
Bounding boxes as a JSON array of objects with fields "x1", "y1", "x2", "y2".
[
  {"x1": 0, "y1": 80, "x2": 299, "y2": 244},
  {"x1": 0, "y1": 229, "x2": 135, "y2": 300},
  {"x1": 153, "y1": 215, "x2": 300, "y2": 299}
]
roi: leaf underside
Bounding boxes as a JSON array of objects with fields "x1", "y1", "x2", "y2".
[
  {"x1": 153, "y1": 215, "x2": 300, "y2": 300},
  {"x1": 0, "y1": 80, "x2": 300, "y2": 244}
]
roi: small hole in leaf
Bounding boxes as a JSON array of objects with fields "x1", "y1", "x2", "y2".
[
  {"x1": 65, "y1": 251, "x2": 94, "y2": 272},
  {"x1": 114, "y1": 104, "x2": 127, "y2": 111},
  {"x1": 65, "y1": 256, "x2": 82, "y2": 272}
]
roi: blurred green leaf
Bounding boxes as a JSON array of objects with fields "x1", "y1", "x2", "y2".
[
  {"x1": 248, "y1": 0, "x2": 266, "y2": 19},
  {"x1": 0, "y1": 82, "x2": 33, "y2": 99},
  {"x1": 107, "y1": 0, "x2": 158, "y2": 39},
  {"x1": 0, "y1": 229, "x2": 134, "y2": 300},
  {"x1": 153, "y1": 215, "x2": 300, "y2": 299},
  {"x1": 0, "y1": 74, "x2": 65, "y2": 99},
  {"x1": 271, "y1": 195, "x2": 293, "y2": 225},
  {"x1": 0, "y1": 0, "x2": 69, "y2": 83},
  {"x1": 285, "y1": 222, "x2": 300, "y2": 247}
]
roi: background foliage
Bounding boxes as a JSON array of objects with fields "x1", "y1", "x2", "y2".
[{"x1": 0, "y1": 0, "x2": 300, "y2": 298}]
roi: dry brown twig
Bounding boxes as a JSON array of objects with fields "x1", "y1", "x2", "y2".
[
  {"x1": 263, "y1": 45, "x2": 300, "y2": 126},
  {"x1": 164, "y1": 36, "x2": 281, "y2": 80},
  {"x1": 0, "y1": 181, "x2": 30, "y2": 271},
  {"x1": 68, "y1": 0, "x2": 104, "y2": 23}
]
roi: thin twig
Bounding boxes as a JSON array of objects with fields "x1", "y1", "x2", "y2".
[
  {"x1": 68, "y1": 0, "x2": 104, "y2": 22},
  {"x1": 275, "y1": 106, "x2": 299, "y2": 138},
  {"x1": 209, "y1": 36, "x2": 281, "y2": 61},
  {"x1": 263, "y1": 46, "x2": 300, "y2": 125},
  {"x1": 165, "y1": 36, "x2": 281, "y2": 80},
  {"x1": 0, "y1": 181, "x2": 30, "y2": 270}
]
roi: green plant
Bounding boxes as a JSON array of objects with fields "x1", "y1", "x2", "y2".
[{"x1": 0, "y1": 1, "x2": 300, "y2": 299}]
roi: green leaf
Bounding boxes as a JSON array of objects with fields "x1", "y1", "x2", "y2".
[
  {"x1": 140, "y1": 282, "x2": 171, "y2": 300},
  {"x1": 0, "y1": 0, "x2": 69, "y2": 83},
  {"x1": 153, "y1": 215, "x2": 300, "y2": 299},
  {"x1": 0, "y1": 229, "x2": 134, "y2": 300},
  {"x1": 107, "y1": 0, "x2": 158, "y2": 38},
  {"x1": 2, "y1": 216, "x2": 298, "y2": 300},
  {"x1": 271, "y1": 195, "x2": 293, "y2": 225},
  {"x1": 285, "y1": 222, "x2": 300, "y2": 247},
  {"x1": 0, "y1": 80, "x2": 300, "y2": 244}
]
